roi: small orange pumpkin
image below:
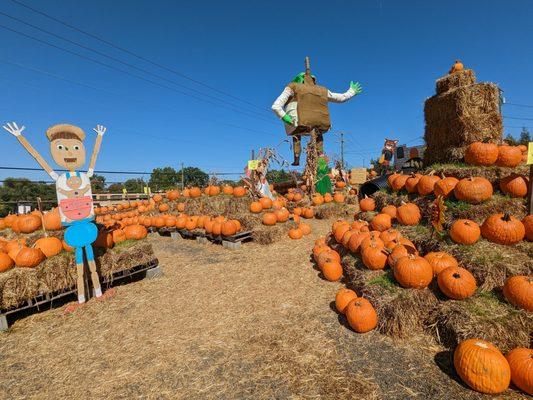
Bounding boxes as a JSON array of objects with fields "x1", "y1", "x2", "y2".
[
  {"x1": 345, "y1": 297, "x2": 377, "y2": 333},
  {"x1": 335, "y1": 288, "x2": 358, "y2": 314},
  {"x1": 34, "y1": 237, "x2": 63, "y2": 258}
]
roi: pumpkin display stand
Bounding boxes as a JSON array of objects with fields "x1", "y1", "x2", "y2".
[
  {"x1": 0, "y1": 238, "x2": 159, "y2": 329},
  {"x1": 424, "y1": 68, "x2": 503, "y2": 165}
]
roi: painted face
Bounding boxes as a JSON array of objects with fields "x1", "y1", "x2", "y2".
[{"x1": 50, "y1": 138, "x2": 86, "y2": 170}]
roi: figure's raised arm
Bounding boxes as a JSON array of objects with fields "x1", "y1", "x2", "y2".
[
  {"x1": 271, "y1": 86, "x2": 296, "y2": 125},
  {"x1": 328, "y1": 81, "x2": 363, "y2": 103},
  {"x1": 87, "y1": 124, "x2": 106, "y2": 177},
  {"x1": 2, "y1": 122, "x2": 58, "y2": 180}
]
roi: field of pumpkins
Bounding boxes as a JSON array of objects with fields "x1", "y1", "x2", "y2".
[{"x1": 305, "y1": 140, "x2": 532, "y2": 396}]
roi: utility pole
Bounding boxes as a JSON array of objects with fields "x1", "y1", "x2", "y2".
[
  {"x1": 181, "y1": 162, "x2": 184, "y2": 190},
  {"x1": 340, "y1": 131, "x2": 345, "y2": 169}
]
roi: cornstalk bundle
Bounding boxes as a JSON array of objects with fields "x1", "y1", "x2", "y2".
[{"x1": 303, "y1": 130, "x2": 318, "y2": 195}]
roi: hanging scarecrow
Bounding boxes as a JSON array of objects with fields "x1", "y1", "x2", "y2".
[
  {"x1": 3, "y1": 121, "x2": 107, "y2": 305},
  {"x1": 379, "y1": 138, "x2": 398, "y2": 167},
  {"x1": 271, "y1": 60, "x2": 363, "y2": 166}
]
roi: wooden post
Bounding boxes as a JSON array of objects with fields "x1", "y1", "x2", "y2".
[{"x1": 528, "y1": 164, "x2": 533, "y2": 214}]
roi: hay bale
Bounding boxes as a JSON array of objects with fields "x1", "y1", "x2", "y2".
[
  {"x1": 341, "y1": 253, "x2": 439, "y2": 338},
  {"x1": 97, "y1": 239, "x2": 157, "y2": 279},
  {"x1": 424, "y1": 82, "x2": 503, "y2": 165},
  {"x1": 252, "y1": 221, "x2": 297, "y2": 245},
  {"x1": 36, "y1": 252, "x2": 76, "y2": 293},
  {"x1": 0, "y1": 268, "x2": 40, "y2": 310},
  {"x1": 315, "y1": 203, "x2": 357, "y2": 220},
  {"x1": 427, "y1": 164, "x2": 529, "y2": 187},
  {"x1": 428, "y1": 292, "x2": 533, "y2": 352},
  {"x1": 435, "y1": 69, "x2": 476, "y2": 95}
]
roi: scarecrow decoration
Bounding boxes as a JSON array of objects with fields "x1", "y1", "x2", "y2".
[
  {"x1": 271, "y1": 57, "x2": 363, "y2": 167},
  {"x1": 243, "y1": 148, "x2": 280, "y2": 199},
  {"x1": 379, "y1": 138, "x2": 398, "y2": 167},
  {"x1": 3, "y1": 121, "x2": 107, "y2": 305}
]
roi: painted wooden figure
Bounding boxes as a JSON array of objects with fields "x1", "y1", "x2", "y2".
[{"x1": 3, "y1": 122, "x2": 106, "y2": 304}]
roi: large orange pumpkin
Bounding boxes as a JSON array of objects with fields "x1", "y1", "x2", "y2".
[
  {"x1": 112, "y1": 229, "x2": 127, "y2": 244},
  {"x1": 454, "y1": 177, "x2": 493, "y2": 204},
  {"x1": 221, "y1": 221, "x2": 238, "y2": 236},
  {"x1": 499, "y1": 174, "x2": 528, "y2": 198},
  {"x1": 259, "y1": 197, "x2": 272, "y2": 209},
  {"x1": 233, "y1": 186, "x2": 246, "y2": 197},
  {"x1": 124, "y1": 224, "x2": 148, "y2": 240},
  {"x1": 434, "y1": 176, "x2": 459, "y2": 198},
  {"x1": 396, "y1": 203, "x2": 421, "y2": 226},
  {"x1": 262, "y1": 213, "x2": 277, "y2": 226},
  {"x1": 359, "y1": 196, "x2": 375, "y2": 212},
  {"x1": 34, "y1": 237, "x2": 63, "y2": 258},
  {"x1": 417, "y1": 174, "x2": 440, "y2": 196},
  {"x1": 464, "y1": 142, "x2": 499, "y2": 166},
  {"x1": 381, "y1": 205, "x2": 397, "y2": 219},
  {"x1": 43, "y1": 208, "x2": 62, "y2": 231},
  {"x1": 393, "y1": 255, "x2": 433, "y2": 289},
  {"x1": 274, "y1": 208, "x2": 289, "y2": 223},
  {"x1": 345, "y1": 297, "x2": 377, "y2": 333},
  {"x1": 503, "y1": 275, "x2": 532, "y2": 311},
  {"x1": 454, "y1": 339, "x2": 510, "y2": 394},
  {"x1": 361, "y1": 242, "x2": 388, "y2": 270},
  {"x1": 524, "y1": 215, "x2": 533, "y2": 241},
  {"x1": 18, "y1": 214, "x2": 42, "y2": 234},
  {"x1": 0, "y1": 252, "x2": 14, "y2": 272},
  {"x1": 481, "y1": 213, "x2": 525, "y2": 245},
  {"x1": 15, "y1": 247, "x2": 45, "y2": 268},
  {"x1": 222, "y1": 185, "x2": 234, "y2": 195},
  {"x1": 450, "y1": 219, "x2": 480, "y2": 245},
  {"x1": 322, "y1": 261, "x2": 343, "y2": 281},
  {"x1": 506, "y1": 347, "x2": 533, "y2": 395},
  {"x1": 424, "y1": 251, "x2": 458, "y2": 275},
  {"x1": 370, "y1": 213, "x2": 392, "y2": 232},
  {"x1": 496, "y1": 145, "x2": 522, "y2": 168},
  {"x1": 437, "y1": 266, "x2": 477, "y2": 300},
  {"x1": 405, "y1": 173, "x2": 422, "y2": 193}
]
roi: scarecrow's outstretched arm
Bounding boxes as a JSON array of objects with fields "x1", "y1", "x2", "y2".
[
  {"x1": 328, "y1": 81, "x2": 363, "y2": 103},
  {"x1": 2, "y1": 122, "x2": 58, "y2": 180},
  {"x1": 271, "y1": 87, "x2": 295, "y2": 125},
  {"x1": 87, "y1": 124, "x2": 106, "y2": 177}
]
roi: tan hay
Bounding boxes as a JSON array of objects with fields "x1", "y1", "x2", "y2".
[
  {"x1": 315, "y1": 203, "x2": 357, "y2": 220},
  {"x1": 252, "y1": 221, "x2": 297, "y2": 245},
  {"x1": 435, "y1": 69, "x2": 476, "y2": 95},
  {"x1": 97, "y1": 240, "x2": 157, "y2": 279},
  {"x1": 0, "y1": 268, "x2": 40, "y2": 310},
  {"x1": 428, "y1": 292, "x2": 533, "y2": 352},
  {"x1": 424, "y1": 82, "x2": 503, "y2": 165}
]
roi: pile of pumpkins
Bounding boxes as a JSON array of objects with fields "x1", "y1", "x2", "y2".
[
  {"x1": 464, "y1": 141, "x2": 528, "y2": 167},
  {"x1": 0, "y1": 235, "x2": 68, "y2": 271},
  {"x1": 0, "y1": 208, "x2": 62, "y2": 234},
  {"x1": 453, "y1": 339, "x2": 532, "y2": 395},
  {"x1": 388, "y1": 170, "x2": 529, "y2": 201},
  {"x1": 449, "y1": 213, "x2": 531, "y2": 246}
]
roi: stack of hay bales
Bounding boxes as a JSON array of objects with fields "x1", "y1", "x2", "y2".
[{"x1": 423, "y1": 69, "x2": 503, "y2": 165}]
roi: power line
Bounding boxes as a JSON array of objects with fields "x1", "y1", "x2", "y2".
[
  {"x1": 504, "y1": 102, "x2": 533, "y2": 109},
  {"x1": 503, "y1": 115, "x2": 533, "y2": 121},
  {"x1": 0, "y1": 10, "x2": 272, "y2": 122},
  {"x1": 8, "y1": 0, "x2": 269, "y2": 113},
  {"x1": 504, "y1": 125, "x2": 533, "y2": 129},
  {"x1": 0, "y1": 166, "x2": 242, "y2": 176},
  {"x1": 0, "y1": 23, "x2": 274, "y2": 125}
]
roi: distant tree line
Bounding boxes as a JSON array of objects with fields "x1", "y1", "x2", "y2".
[{"x1": 504, "y1": 127, "x2": 531, "y2": 146}]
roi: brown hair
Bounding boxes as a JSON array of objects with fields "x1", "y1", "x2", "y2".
[{"x1": 48, "y1": 131, "x2": 82, "y2": 141}]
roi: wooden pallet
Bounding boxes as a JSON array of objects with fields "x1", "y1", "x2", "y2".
[
  {"x1": 165, "y1": 228, "x2": 253, "y2": 249},
  {"x1": 0, "y1": 259, "x2": 161, "y2": 331}
]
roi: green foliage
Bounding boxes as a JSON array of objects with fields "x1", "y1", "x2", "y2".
[
  {"x1": 0, "y1": 177, "x2": 56, "y2": 216},
  {"x1": 519, "y1": 127, "x2": 530, "y2": 145},
  {"x1": 107, "y1": 183, "x2": 124, "y2": 193},
  {"x1": 177, "y1": 167, "x2": 209, "y2": 188},
  {"x1": 368, "y1": 271, "x2": 398, "y2": 292},
  {"x1": 90, "y1": 174, "x2": 106, "y2": 193},
  {"x1": 123, "y1": 178, "x2": 145, "y2": 193},
  {"x1": 265, "y1": 169, "x2": 293, "y2": 183},
  {"x1": 149, "y1": 167, "x2": 180, "y2": 191}
]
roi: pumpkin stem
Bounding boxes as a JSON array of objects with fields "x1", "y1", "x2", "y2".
[
  {"x1": 452, "y1": 272, "x2": 461, "y2": 279},
  {"x1": 502, "y1": 213, "x2": 511, "y2": 222}
]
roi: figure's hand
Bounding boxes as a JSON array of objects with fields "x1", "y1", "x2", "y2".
[
  {"x1": 2, "y1": 121, "x2": 25, "y2": 137},
  {"x1": 350, "y1": 81, "x2": 363, "y2": 95},
  {"x1": 282, "y1": 114, "x2": 294, "y2": 125},
  {"x1": 93, "y1": 124, "x2": 107, "y2": 136}
]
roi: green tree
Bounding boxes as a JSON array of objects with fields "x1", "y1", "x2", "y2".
[
  {"x1": 90, "y1": 174, "x2": 106, "y2": 193},
  {"x1": 504, "y1": 133, "x2": 519, "y2": 146},
  {"x1": 177, "y1": 167, "x2": 209, "y2": 188},
  {"x1": 123, "y1": 178, "x2": 146, "y2": 193},
  {"x1": 0, "y1": 178, "x2": 56, "y2": 216},
  {"x1": 107, "y1": 183, "x2": 124, "y2": 193},
  {"x1": 519, "y1": 127, "x2": 530, "y2": 146},
  {"x1": 265, "y1": 169, "x2": 292, "y2": 183},
  {"x1": 149, "y1": 167, "x2": 180, "y2": 191}
]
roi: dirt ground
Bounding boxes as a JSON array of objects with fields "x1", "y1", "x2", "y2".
[{"x1": 0, "y1": 219, "x2": 528, "y2": 399}]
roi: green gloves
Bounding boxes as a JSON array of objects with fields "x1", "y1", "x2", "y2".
[
  {"x1": 350, "y1": 81, "x2": 363, "y2": 95},
  {"x1": 282, "y1": 114, "x2": 294, "y2": 125}
]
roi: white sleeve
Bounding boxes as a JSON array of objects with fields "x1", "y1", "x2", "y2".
[
  {"x1": 271, "y1": 86, "x2": 294, "y2": 119},
  {"x1": 86, "y1": 168, "x2": 94, "y2": 178},
  {"x1": 49, "y1": 170, "x2": 59, "y2": 181},
  {"x1": 327, "y1": 87, "x2": 356, "y2": 103}
]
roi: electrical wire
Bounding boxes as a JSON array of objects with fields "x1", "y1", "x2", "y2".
[{"x1": 8, "y1": 0, "x2": 269, "y2": 113}]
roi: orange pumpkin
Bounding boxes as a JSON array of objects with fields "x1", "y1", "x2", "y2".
[
  {"x1": 405, "y1": 173, "x2": 422, "y2": 193},
  {"x1": 259, "y1": 197, "x2": 272, "y2": 209},
  {"x1": 424, "y1": 251, "x2": 458, "y2": 275},
  {"x1": 524, "y1": 215, "x2": 533, "y2": 241},
  {"x1": 359, "y1": 196, "x2": 375, "y2": 212},
  {"x1": 18, "y1": 214, "x2": 42, "y2": 234},
  {"x1": 454, "y1": 177, "x2": 493, "y2": 204},
  {"x1": 496, "y1": 145, "x2": 522, "y2": 168},
  {"x1": 221, "y1": 221, "x2": 238, "y2": 236},
  {"x1": 262, "y1": 213, "x2": 277, "y2": 226},
  {"x1": 464, "y1": 142, "x2": 499, "y2": 166},
  {"x1": 274, "y1": 208, "x2": 289, "y2": 223},
  {"x1": 288, "y1": 228, "x2": 303, "y2": 240},
  {"x1": 381, "y1": 205, "x2": 397, "y2": 219},
  {"x1": 370, "y1": 213, "x2": 392, "y2": 232},
  {"x1": 189, "y1": 187, "x2": 202, "y2": 198},
  {"x1": 322, "y1": 261, "x2": 343, "y2": 281},
  {"x1": 417, "y1": 174, "x2": 440, "y2": 196},
  {"x1": 454, "y1": 339, "x2": 510, "y2": 394},
  {"x1": 481, "y1": 213, "x2": 525, "y2": 245},
  {"x1": 233, "y1": 186, "x2": 246, "y2": 197},
  {"x1": 433, "y1": 177, "x2": 459, "y2": 198},
  {"x1": 112, "y1": 229, "x2": 127, "y2": 244},
  {"x1": 15, "y1": 247, "x2": 45, "y2": 268},
  {"x1": 124, "y1": 224, "x2": 148, "y2": 240},
  {"x1": 345, "y1": 297, "x2": 377, "y2": 333},
  {"x1": 396, "y1": 203, "x2": 421, "y2": 226},
  {"x1": 34, "y1": 237, "x2": 63, "y2": 258},
  {"x1": 335, "y1": 288, "x2": 358, "y2": 314},
  {"x1": 249, "y1": 201, "x2": 262, "y2": 213},
  {"x1": 361, "y1": 241, "x2": 388, "y2": 270},
  {"x1": 391, "y1": 173, "x2": 409, "y2": 191},
  {"x1": 499, "y1": 174, "x2": 528, "y2": 198},
  {"x1": 43, "y1": 208, "x2": 62, "y2": 231},
  {"x1": 450, "y1": 219, "x2": 480, "y2": 245},
  {"x1": 153, "y1": 194, "x2": 163, "y2": 202},
  {"x1": 312, "y1": 193, "x2": 324, "y2": 206},
  {"x1": 0, "y1": 252, "x2": 14, "y2": 272},
  {"x1": 437, "y1": 266, "x2": 477, "y2": 300},
  {"x1": 333, "y1": 192, "x2": 345, "y2": 203},
  {"x1": 222, "y1": 185, "x2": 234, "y2": 195},
  {"x1": 506, "y1": 348, "x2": 533, "y2": 395},
  {"x1": 394, "y1": 255, "x2": 433, "y2": 289},
  {"x1": 302, "y1": 208, "x2": 315, "y2": 219},
  {"x1": 503, "y1": 275, "x2": 532, "y2": 311},
  {"x1": 299, "y1": 223, "x2": 311, "y2": 235}
]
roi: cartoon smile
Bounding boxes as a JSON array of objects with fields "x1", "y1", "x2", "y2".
[{"x1": 64, "y1": 157, "x2": 77, "y2": 163}]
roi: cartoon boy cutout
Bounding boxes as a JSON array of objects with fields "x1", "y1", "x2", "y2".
[{"x1": 3, "y1": 122, "x2": 106, "y2": 304}]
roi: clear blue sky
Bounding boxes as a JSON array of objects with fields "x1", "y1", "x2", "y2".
[{"x1": 1, "y1": 0, "x2": 532, "y2": 184}]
